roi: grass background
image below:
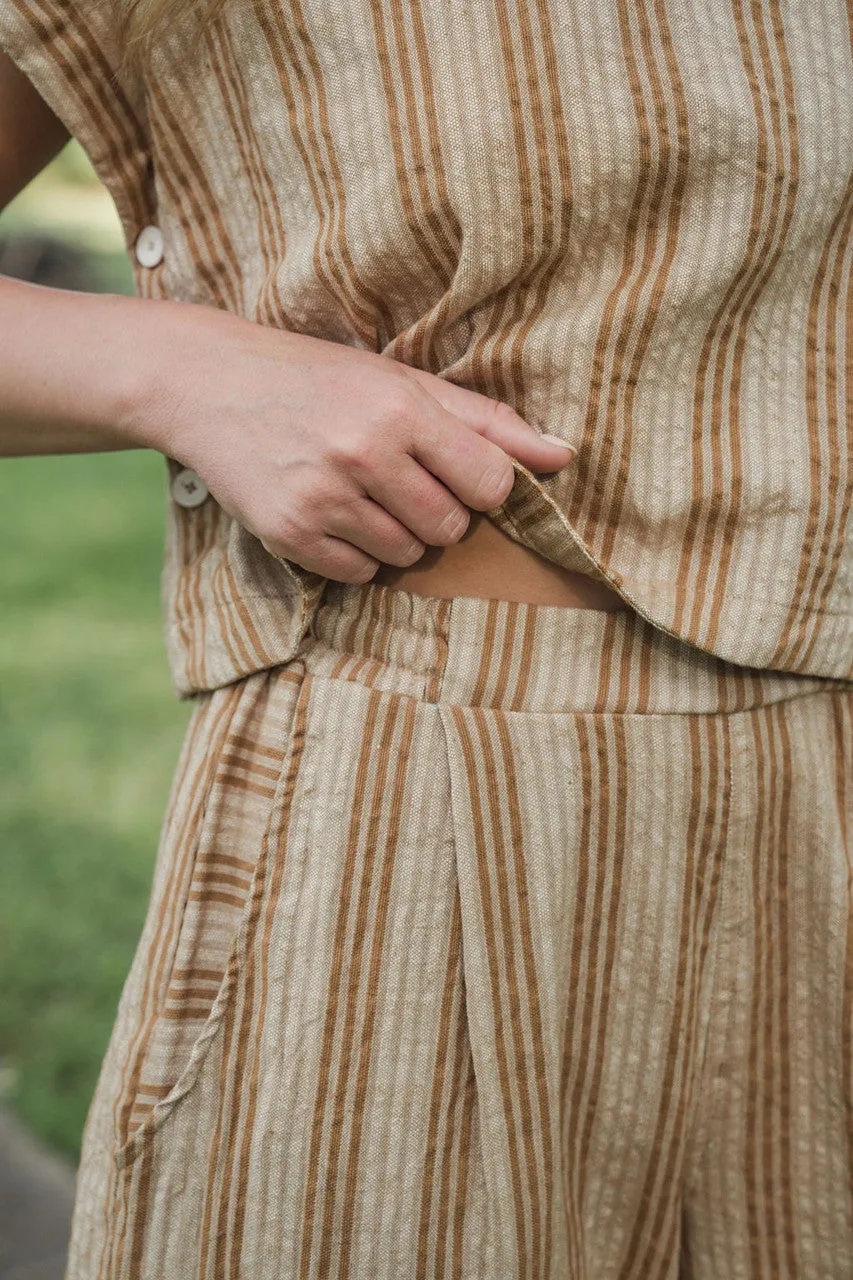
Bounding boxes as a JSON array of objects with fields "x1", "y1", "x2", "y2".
[{"x1": 0, "y1": 145, "x2": 191, "y2": 1157}]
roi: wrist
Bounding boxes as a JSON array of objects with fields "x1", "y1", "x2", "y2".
[
  {"x1": 111, "y1": 296, "x2": 249, "y2": 461},
  {"x1": 104, "y1": 295, "x2": 204, "y2": 456}
]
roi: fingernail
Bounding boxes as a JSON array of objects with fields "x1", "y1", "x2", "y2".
[{"x1": 540, "y1": 433, "x2": 576, "y2": 453}]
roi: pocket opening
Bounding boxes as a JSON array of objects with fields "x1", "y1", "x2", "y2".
[{"x1": 111, "y1": 666, "x2": 310, "y2": 1169}]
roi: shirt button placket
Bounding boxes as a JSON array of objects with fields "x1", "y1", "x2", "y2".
[
  {"x1": 134, "y1": 224, "x2": 164, "y2": 268},
  {"x1": 171, "y1": 468, "x2": 210, "y2": 508},
  {"x1": 134, "y1": 224, "x2": 207, "y2": 511}
]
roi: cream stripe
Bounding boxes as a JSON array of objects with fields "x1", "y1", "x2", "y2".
[
  {"x1": 471, "y1": 706, "x2": 543, "y2": 1278},
  {"x1": 256, "y1": 3, "x2": 393, "y2": 343},
  {"x1": 579, "y1": 0, "x2": 691, "y2": 563},
  {"x1": 577, "y1": 716, "x2": 629, "y2": 1211},
  {"x1": 447, "y1": 701, "x2": 530, "y2": 1268},
  {"x1": 338, "y1": 698, "x2": 418, "y2": 1276},
  {"x1": 702, "y1": 2, "x2": 801, "y2": 650},
  {"x1": 794, "y1": 229, "x2": 853, "y2": 671},
  {"x1": 560, "y1": 713, "x2": 594, "y2": 1274},
  {"x1": 209, "y1": 557, "x2": 253, "y2": 676},
  {"x1": 253, "y1": 7, "x2": 371, "y2": 340},
  {"x1": 183, "y1": 509, "x2": 211, "y2": 692},
  {"x1": 416, "y1": 890, "x2": 463, "y2": 1280},
  {"x1": 146, "y1": 86, "x2": 243, "y2": 313},
  {"x1": 746, "y1": 704, "x2": 774, "y2": 1276},
  {"x1": 219, "y1": 677, "x2": 313, "y2": 1277},
  {"x1": 832, "y1": 694, "x2": 853, "y2": 1214},
  {"x1": 508, "y1": 605, "x2": 538, "y2": 713},
  {"x1": 782, "y1": 146, "x2": 853, "y2": 650},
  {"x1": 494, "y1": 707, "x2": 556, "y2": 1275},
  {"x1": 206, "y1": 19, "x2": 299, "y2": 331},
  {"x1": 620, "y1": 716, "x2": 729, "y2": 1279},
  {"x1": 467, "y1": 3, "x2": 527, "y2": 410},
  {"x1": 672, "y1": 0, "x2": 776, "y2": 637},
  {"x1": 568, "y1": 0, "x2": 681, "y2": 540},
  {"x1": 451, "y1": 1050, "x2": 477, "y2": 1278},
  {"x1": 772, "y1": 703, "x2": 798, "y2": 1276},
  {"x1": 316, "y1": 694, "x2": 403, "y2": 1276},
  {"x1": 368, "y1": 0, "x2": 457, "y2": 282},
  {"x1": 380, "y1": 3, "x2": 466, "y2": 370},
  {"x1": 486, "y1": 0, "x2": 573, "y2": 423},
  {"x1": 297, "y1": 689, "x2": 383, "y2": 1275}
]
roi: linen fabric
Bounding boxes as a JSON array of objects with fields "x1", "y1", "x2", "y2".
[
  {"x1": 1, "y1": 0, "x2": 852, "y2": 691},
  {"x1": 64, "y1": 579, "x2": 853, "y2": 1279}
]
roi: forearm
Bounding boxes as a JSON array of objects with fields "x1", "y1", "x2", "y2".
[{"x1": 0, "y1": 273, "x2": 187, "y2": 457}]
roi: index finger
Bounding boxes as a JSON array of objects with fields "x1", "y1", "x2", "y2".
[
  {"x1": 407, "y1": 397, "x2": 519, "y2": 512},
  {"x1": 398, "y1": 363, "x2": 576, "y2": 470}
]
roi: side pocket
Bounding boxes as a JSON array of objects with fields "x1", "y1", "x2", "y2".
[{"x1": 112, "y1": 661, "x2": 310, "y2": 1170}]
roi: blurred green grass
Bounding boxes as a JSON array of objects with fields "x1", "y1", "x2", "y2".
[
  {"x1": 0, "y1": 451, "x2": 191, "y2": 1157},
  {"x1": 0, "y1": 143, "x2": 191, "y2": 1157}
]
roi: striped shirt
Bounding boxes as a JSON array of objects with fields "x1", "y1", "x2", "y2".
[{"x1": 1, "y1": 0, "x2": 851, "y2": 695}]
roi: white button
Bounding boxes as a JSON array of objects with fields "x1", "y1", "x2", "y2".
[
  {"x1": 171, "y1": 468, "x2": 209, "y2": 508},
  {"x1": 135, "y1": 224, "x2": 164, "y2": 268}
]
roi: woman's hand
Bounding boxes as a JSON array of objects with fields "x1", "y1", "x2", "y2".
[
  {"x1": 141, "y1": 303, "x2": 576, "y2": 584},
  {"x1": 0, "y1": 275, "x2": 575, "y2": 585}
]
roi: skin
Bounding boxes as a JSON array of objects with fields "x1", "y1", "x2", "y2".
[{"x1": 0, "y1": 50, "x2": 625, "y2": 607}]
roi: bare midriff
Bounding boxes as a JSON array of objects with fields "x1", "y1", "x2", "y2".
[{"x1": 371, "y1": 511, "x2": 629, "y2": 610}]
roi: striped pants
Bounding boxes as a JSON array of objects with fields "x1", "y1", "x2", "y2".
[{"x1": 67, "y1": 580, "x2": 853, "y2": 1279}]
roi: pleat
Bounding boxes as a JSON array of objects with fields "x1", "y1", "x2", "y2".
[
  {"x1": 436, "y1": 700, "x2": 734, "y2": 1280},
  {"x1": 437, "y1": 700, "x2": 565, "y2": 1280}
]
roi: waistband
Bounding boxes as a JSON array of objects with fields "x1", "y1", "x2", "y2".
[{"x1": 291, "y1": 580, "x2": 838, "y2": 716}]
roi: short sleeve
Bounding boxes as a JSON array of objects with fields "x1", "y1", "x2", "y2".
[{"x1": 0, "y1": 0, "x2": 154, "y2": 241}]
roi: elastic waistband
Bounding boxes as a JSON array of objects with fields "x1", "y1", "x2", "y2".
[{"x1": 294, "y1": 580, "x2": 836, "y2": 716}]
